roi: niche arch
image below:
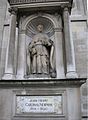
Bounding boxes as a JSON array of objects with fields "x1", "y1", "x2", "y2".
[{"x1": 22, "y1": 13, "x2": 60, "y2": 31}]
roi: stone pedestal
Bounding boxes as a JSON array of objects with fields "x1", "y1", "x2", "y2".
[{"x1": 0, "y1": 78, "x2": 86, "y2": 120}]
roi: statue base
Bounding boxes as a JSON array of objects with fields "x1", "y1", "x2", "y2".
[
  {"x1": 0, "y1": 78, "x2": 86, "y2": 120},
  {"x1": 24, "y1": 74, "x2": 51, "y2": 79}
]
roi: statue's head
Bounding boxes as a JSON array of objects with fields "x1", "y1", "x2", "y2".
[{"x1": 37, "y1": 24, "x2": 43, "y2": 32}]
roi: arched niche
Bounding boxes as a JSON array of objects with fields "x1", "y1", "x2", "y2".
[
  {"x1": 17, "y1": 13, "x2": 65, "y2": 79},
  {"x1": 25, "y1": 16, "x2": 55, "y2": 49}
]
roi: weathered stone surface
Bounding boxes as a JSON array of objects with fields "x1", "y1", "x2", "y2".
[
  {"x1": 0, "y1": 89, "x2": 12, "y2": 120},
  {"x1": 71, "y1": 21, "x2": 87, "y2": 78},
  {"x1": 0, "y1": 0, "x2": 7, "y2": 79}
]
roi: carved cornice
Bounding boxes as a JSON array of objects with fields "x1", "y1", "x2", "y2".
[
  {"x1": 7, "y1": 0, "x2": 73, "y2": 14},
  {"x1": 0, "y1": 78, "x2": 86, "y2": 87},
  {"x1": 8, "y1": 0, "x2": 72, "y2": 6},
  {"x1": 8, "y1": 7, "x2": 18, "y2": 15}
]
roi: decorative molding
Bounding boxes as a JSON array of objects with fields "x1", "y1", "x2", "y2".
[
  {"x1": 19, "y1": 29, "x2": 26, "y2": 34},
  {"x1": 63, "y1": 7, "x2": 69, "y2": 11},
  {"x1": 54, "y1": 28, "x2": 62, "y2": 32},
  {"x1": 8, "y1": 0, "x2": 71, "y2": 5},
  {"x1": 8, "y1": 7, "x2": 18, "y2": 15},
  {"x1": 0, "y1": 78, "x2": 86, "y2": 87}
]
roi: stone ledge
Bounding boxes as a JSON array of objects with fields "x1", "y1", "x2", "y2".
[
  {"x1": 12, "y1": 115, "x2": 65, "y2": 120},
  {"x1": 7, "y1": 0, "x2": 72, "y2": 13},
  {"x1": 0, "y1": 78, "x2": 86, "y2": 88}
]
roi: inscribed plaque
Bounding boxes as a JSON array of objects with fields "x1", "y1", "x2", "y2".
[{"x1": 16, "y1": 95, "x2": 62, "y2": 114}]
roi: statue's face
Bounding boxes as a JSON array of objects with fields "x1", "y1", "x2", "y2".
[{"x1": 37, "y1": 25, "x2": 43, "y2": 32}]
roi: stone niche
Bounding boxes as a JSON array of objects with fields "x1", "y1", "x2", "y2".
[
  {"x1": 17, "y1": 14, "x2": 63, "y2": 79},
  {"x1": 2, "y1": 0, "x2": 78, "y2": 80}
]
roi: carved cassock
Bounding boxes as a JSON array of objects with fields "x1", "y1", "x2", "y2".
[{"x1": 27, "y1": 25, "x2": 56, "y2": 78}]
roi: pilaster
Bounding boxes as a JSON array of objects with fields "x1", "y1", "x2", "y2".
[
  {"x1": 54, "y1": 22, "x2": 65, "y2": 78},
  {"x1": 2, "y1": 7, "x2": 17, "y2": 80},
  {"x1": 63, "y1": 7, "x2": 78, "y2": 78},
  {"x1": 16, "y1": 29, "x2": 26, "y2": 80}
]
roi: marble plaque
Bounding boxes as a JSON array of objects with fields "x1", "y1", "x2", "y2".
[{"x1": 16, "y1": 95, "x2": 62, "y2": 114}]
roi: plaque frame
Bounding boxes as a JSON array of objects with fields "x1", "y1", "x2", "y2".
[{"x1": 12, "y1": 88, "x2": 67, "y2": 119}]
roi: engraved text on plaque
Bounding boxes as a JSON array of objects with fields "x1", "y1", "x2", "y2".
[{"x1": 16, "y1": 96, "x2": 62, "y2": 114}]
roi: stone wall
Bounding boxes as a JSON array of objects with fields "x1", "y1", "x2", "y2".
[
  {"x1": 0, "y1": 0, "x2": 87, "y2": 119},
  {"x1": 71, "y1": 19, "x2": 88, "y2": 118},
  {"x1": 71, "y1": 0, "x2": 88, "y2": 118},
  {"x1": 71, "y1": 21, "x2": 87, "y2": 78},
  {"x1": 0, "y1": 81, "x2": 84, "y2": 120}
]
